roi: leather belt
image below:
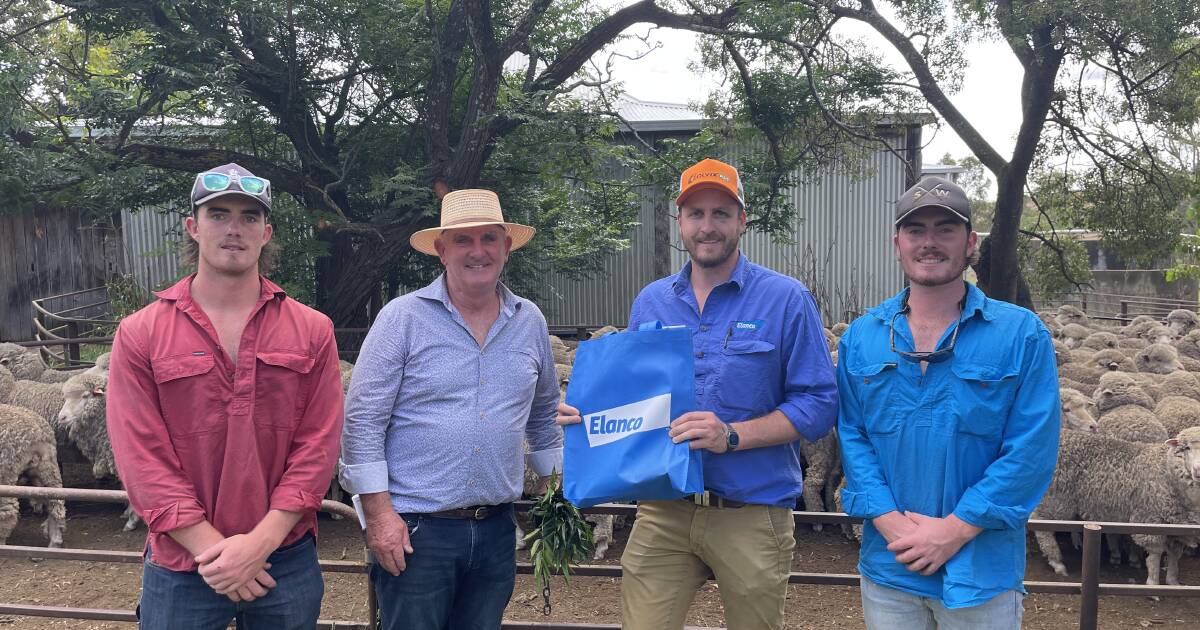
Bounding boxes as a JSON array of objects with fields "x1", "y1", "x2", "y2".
[
  {"x1": 427, "y1": 503, "x2": 510, "y2": 520},
  {"x1": 686, "y1": 491, "x2": 747, "y2": 509}
]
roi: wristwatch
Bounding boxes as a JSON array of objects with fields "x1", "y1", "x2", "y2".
[{"x1": 724, "y1": 423, "x2": 740, "y2": 452}]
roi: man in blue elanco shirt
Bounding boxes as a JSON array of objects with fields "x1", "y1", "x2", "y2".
[
  {"x1": 340, "y1": 189, "x2": 562, "y2": 630},
  {"x1": 558, "y1": 158, "x2": 839, "y2": 629},
  {"x1": 837, "y1": 176, "x2": 1059, "y2": 629}
]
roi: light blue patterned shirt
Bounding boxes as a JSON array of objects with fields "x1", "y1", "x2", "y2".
[{"x1": 339, "y1": 274, "x2": 563, "y2": 513}]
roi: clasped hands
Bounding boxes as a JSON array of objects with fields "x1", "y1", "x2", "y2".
[
  {"x1": 194, "y1": 533, "x2": 277, "y2": 603},
  {"x1": 874, "y1": 510, "x2": 982, "y2": 576}
]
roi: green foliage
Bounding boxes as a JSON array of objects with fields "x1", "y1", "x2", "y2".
[
  {"x1": 523, "y1": 472, "x2": 593, "y2": 614},
  {"x1": 1019, "y1": 234, "x2": 1092, "y2": 301}
]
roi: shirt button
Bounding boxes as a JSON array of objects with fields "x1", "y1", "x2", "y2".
[
  {"x1": 696, "y1": 351, "x2": 704, "y2": 358},
  {"x1": 700, "y1": 325, "x2": 709, "y2": 332},
  {"x1": 479, "y1": 412, "x2": 485, "y2": 419},
  {"x1": 474, "y1": 447, "x2": 481, "y2": 453},
  {"x1": 480, "y1": 379, "x2": 486, "y2": 385},
  {"x1": 468, "y1": 479, "x2": 476, "y2": 486}
]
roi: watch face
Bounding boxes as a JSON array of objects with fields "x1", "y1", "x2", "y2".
[{"x1": 728, "y1": 429, "x2": 740, "y2": 448}]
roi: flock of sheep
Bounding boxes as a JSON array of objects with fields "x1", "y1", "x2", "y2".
[{"x1": 4, "y1": 306, "x2": 1200, "y2": 588}]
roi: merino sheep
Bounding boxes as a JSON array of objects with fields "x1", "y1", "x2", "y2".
[
  {"x1": 1051, "y1": 340, "x2": 1070, "y2": 366},
  {"x1": 1155, "y1": 396, "x2": 1200, "y2": 439},
  {"x1": 0, "y1": 368, "x2": 67, "y2": 442},
  {"x1": 1055, "y1": 305, "x2": 1089, "y2": 327},
  {"x1": 1035, "y1": 428, "x2": 1200, "y2": 585},
  {"x1": 1059, "y1": 324, "x2": 1090, "y2": 349},
  {"x1": 798, "y1": 431, "x2": 841, "y2": 531},
  {"x1": 55, "y1": 371, "x2": 142, "y2": 532},
  {"x1": 1149, "y1": 371, "x2": 1200, "y2": 404},
  {"x1": 1123, "y1": 316, "x2": 1160, "y2": 335},
  {"x1": 1135, "y1": 343, "x2": 1186, "y2": 375},
  {"x1": 1088, "y1": 349, "x2": 1136, "y2": 373},
  {"x1": 0, "y1": 400, "x2": 67, "y2": 548},
  {"x1": 831, "y1": 322, "x2": 849, "y2": 337},
  {"x1": 1081, "y1": 332, "x2": 1120, "y2": 352},
  {"x1": 823, "y1": 328, "x2": 837, "y2": 353},
  {"x1": 1060, "y1": 388, "x2": 1099, "y2": 433},
  {"x1": 1094, "y1": 372, "x2": 1168, "y2": 443},
  {"x1": 1167, "y1": 309, "x2": 1200, "y2": 337},
  {"x1": 0, "y1": 342, "x2": 82, "y2": 383},
  {"x1": 589, "y1": 325, "x2": 620, "y2": 340},
  {"x1": 1174, "y1": 330, "x2": 1200, "y2": 361}
]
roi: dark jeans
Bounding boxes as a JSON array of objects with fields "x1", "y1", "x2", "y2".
[
  {"x1": 371, "y1": 506, "x2": 517, "y2": 630},
  {"x1": 138, "y1": 534, "x2": 324, "y2": 630}
]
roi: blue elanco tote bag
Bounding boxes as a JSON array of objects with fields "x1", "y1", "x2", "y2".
[{"x1": 562, "y1": 322, "x2": 704, "y2": 507}]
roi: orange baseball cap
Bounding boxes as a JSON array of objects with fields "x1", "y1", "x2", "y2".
[{"x1": 676, "y1": 158, "x2": 745, "y2": 209}]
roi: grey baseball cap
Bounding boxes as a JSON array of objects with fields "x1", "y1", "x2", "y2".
[
  {"x1": 895, "y1": 176, "x2": 971, "y2": 226},
  {"x1": 190, "y1": 163, "x2": 272, "y2": 214}
]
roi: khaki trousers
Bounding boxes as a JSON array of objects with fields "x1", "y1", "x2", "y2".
[{"x1": 620, "y1": 498, "x2": 796, "y2": 630}]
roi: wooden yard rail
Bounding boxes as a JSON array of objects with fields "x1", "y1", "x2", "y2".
[{"x1": 2, "y1": 487, "x2": 1200, "y2": 629}]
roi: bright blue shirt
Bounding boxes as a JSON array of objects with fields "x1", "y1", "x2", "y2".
[
  {"x1": 339, "y1": 275, "x2": 563, "y2": 513},
  {"x1": 627, "y1": 253, "x2": 839, "y2": 507},
  {"x1": 837, "y1": 283, "x2": 1060, "y2": 608}
]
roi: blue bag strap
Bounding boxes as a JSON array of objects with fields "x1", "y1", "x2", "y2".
[{"x1": 637, "y1": 321, "x2": 663, "y2": 331}]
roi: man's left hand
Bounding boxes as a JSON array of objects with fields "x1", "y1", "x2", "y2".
[
  {"x1": 886, "y1": 512, "x2": 982, "y2": 576},
  {"x1": 669, "y1": 412, "x2": 728, "y2": 453},
  {"x1": 195, "y1": 533, "x2": 274, "y2": 595}
]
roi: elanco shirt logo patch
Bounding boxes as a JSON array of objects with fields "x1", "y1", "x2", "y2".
[{"x1": 584, "y1": 392, "x2": 672, "y2": 448}]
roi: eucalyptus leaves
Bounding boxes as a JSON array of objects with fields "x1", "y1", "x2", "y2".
[{"x1": 523, "y1": 472, "x2": 594, "y2": 615}]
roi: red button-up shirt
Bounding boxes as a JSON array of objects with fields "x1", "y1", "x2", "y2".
[{"x1": 106, "y1": 274, "x2": 343, "y2": 571}]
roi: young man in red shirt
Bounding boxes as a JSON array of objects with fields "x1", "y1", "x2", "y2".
[{"x1": 107, "y1": 164, "x2": 344, "y2": 629}]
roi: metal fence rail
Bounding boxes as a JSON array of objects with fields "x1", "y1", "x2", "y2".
[{"x1": 2, "y1": 487, "x2": 1200, "y2": 629}]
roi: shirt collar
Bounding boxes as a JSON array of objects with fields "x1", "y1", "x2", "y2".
[
  {"x1": 416, "y1": 273, "x2": 519, "y2": 317},
  {"x1": 670, "y1": 252, "x2": 751, "y2": 296},
  {"x1": 154, "y1": 273, "x2": 287, "y2": 308},
  {"x1": 867, "y1": 281, "x2": 994, "y2": 323}
]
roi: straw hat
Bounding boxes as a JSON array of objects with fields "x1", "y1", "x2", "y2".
[{"x1": 410, "y1": 189, "x2": 536, "y2": 256}]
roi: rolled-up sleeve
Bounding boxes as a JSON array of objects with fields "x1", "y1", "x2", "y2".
[
  {"x1": 106, "y1": 321, "x2": 207, "y2": 534},
  {"x1": 836, "y1": 332, "x2": 900, "y2": 520},
  {"x1": 525, "y1": 313, "x2": 563, "y2": 476},
  {"x1": 340, "y1": 305, "x2": 406, "y2": 495},
  {"x1": 776, "y1": 289, "x2": 839, "y2": 442},
  {"x1": 953, "y1": 327, "x2": 1061, "y2": 529},
  {"x1": 270, "y1": 322, "x2": 343, "y2": 513}
]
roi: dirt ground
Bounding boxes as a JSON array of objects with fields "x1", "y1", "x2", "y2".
[{"x1": 1, "y1": 477, "x2": 1199, "y2": 629}]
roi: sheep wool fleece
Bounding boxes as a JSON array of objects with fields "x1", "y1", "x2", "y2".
[{"x1": 837, "y1": 282, "x2": 1061, "y2": 609}]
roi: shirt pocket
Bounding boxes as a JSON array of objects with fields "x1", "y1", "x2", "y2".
[
  {"x1": 152, "y1": 353, "x2": 220, "y2": 436},
  {"x1": 950, "y1": 362, "x2": 1018, "y2": 439},
  {"x1": 717, "y1": 339, "x2": 776, "y2": 414},
  {"x1": 845, "y1": 362, "x2": 901, "y2": 436},
  {"x1": 254, "y1": 350, "x2": 316, "y2": 430}
]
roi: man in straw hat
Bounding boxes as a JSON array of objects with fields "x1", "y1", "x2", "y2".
[
  {"x1": 557, "y1": 157, "x2": 838, "y2": 629},
  {"x1": 107, "y1": 163, "x2": 344, "y2": 629},
  {"x1": 837, "y1": 175, "x2": 1058, "y2": 629},
  {"x1": 340, "y1": 189, "x2": 562, "y2": 629}
]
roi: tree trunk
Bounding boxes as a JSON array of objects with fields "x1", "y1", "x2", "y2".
[
  {"x1": 653, "y1": 198, "x2": 671, "y2": 278},
  {"x1": 317, "y1": 217, "x2": 437, "y2": 326}
]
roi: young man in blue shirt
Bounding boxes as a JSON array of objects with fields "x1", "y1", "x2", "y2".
[
  {"x1": 837, "y1": 176, "x2": 1060, "y2": 629},
  {"x1": 559, "y1": 158, "x2": 838, "y2": 629}
]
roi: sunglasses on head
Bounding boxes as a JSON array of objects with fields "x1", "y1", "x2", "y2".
[{"x1": 196, "y1": 172, "x2": 270, "y2": 197}]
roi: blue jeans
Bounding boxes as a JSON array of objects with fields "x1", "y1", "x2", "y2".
[
  {"x1": 138, "y1": 534, "x2": 324, "y2": 630},
  {"x1": 371, "y1": 506, "x2": 517, "y2": 630},
  {"x1": 860, "y1": 576, "x2": 1024, "y2": 630}
]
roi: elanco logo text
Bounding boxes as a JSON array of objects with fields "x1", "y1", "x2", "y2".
[{"x1": 584, "y1": 392, "x2": 672, "y2": 448}]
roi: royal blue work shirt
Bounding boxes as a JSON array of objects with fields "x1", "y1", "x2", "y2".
[
  {"x1": 837, "y1": 283, "x2": 1060, "y2": 608},
  {"x1": 627, "y1": 253, "x2": 838, "y2": 507}
]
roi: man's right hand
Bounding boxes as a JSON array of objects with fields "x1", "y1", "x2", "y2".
[
  {"x1": 556, "y1": 402, "x2": 581, "y2": 426},
  {"x1": 366, "y1": 510, "x2": 414, "y2": 576},
  {"x1": 872, "y1": 510, "x2": 920, "y2": 544}
]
